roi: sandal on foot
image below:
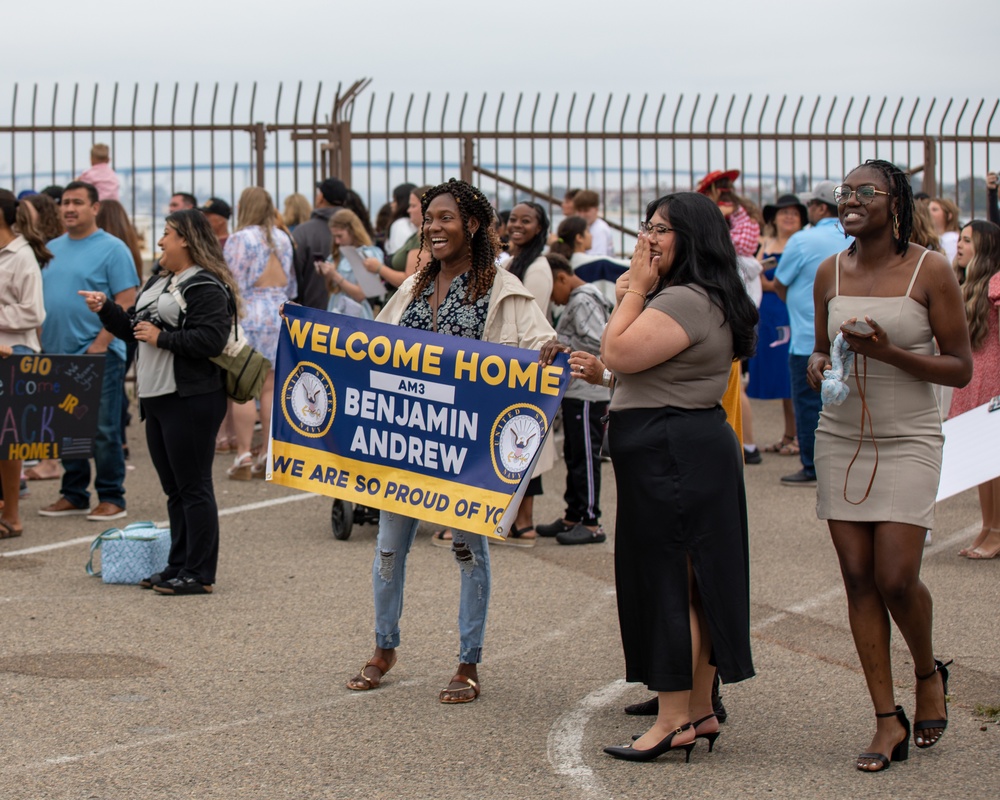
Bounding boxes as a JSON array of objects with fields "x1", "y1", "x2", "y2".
[
  {"x1": 430, "y1": 529, "x2": 454, "y2": 548},
  {"x1": 914, "y1": 659, "x2": 952, "y2": 748},
  {"x1": 495, "y1": 525, "x2": 536, "y2": 548},
  {"x1": 346, "y1": 655, "x2": 396, "y2": 691},
  {"x1": 227, "y1": 452, "x2": 253, "y2": 481},
  {"x1": 763, "y1": 434, "x2": 798, "y2": 455},
  {"x1": 857, "y1": 706, "x2": 910, "y2": 772},
  {"x1": 0, "y1": 519, "x2": 23, "y2": 539},
  {"x1": 439, "y1": 674, "x2": 480, "y2": 704}
]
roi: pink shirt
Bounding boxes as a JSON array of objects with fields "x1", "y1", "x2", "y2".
[{"x1": 77, "y1": 162, "x2": 121, "y2": 201}]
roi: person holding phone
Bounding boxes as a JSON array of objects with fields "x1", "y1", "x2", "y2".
[
  {"x1": 806, "y1": 160, "x2": 972, "y2": 772},
  {"x1": 315, "y1": 209, "x2": 384, "y2": 319}
]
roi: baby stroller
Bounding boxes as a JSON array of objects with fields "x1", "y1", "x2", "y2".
[{"x1": 330, "y1": 498, "x2": 380, "y2": 540}]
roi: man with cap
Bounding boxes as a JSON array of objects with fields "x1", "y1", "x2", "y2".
[
  {"x1": 198, "y1": 197, "x2": 232, "y2": 249},
  {"x1": 773, "y1": 181, "x2": 852, "y2": 487},
  {"x1": 291, "y1": 177, "x2": 347, "y2": 310}
]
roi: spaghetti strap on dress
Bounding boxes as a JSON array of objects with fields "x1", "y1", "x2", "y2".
[{"x1": 815, "y1": 250, "x2": 942, "y2": 529}]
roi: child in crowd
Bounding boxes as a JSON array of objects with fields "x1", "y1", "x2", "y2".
[
  {"x1": 77, "y1": 144, "x2": 121, "y2": 201},
  {"x1": 572, "y1": 189, "x2": 615, "y2": 256},
  {"x1": 536, "y1": 254, "x2": 612, "y2": 545}
]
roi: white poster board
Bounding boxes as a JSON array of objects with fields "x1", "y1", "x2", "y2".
[
  {"x1": 339, "y1": 247, "x2": 387, "y2": 299},
  {"x1": 937, "y1": 398, "x2": 1000, "y2": 501}
]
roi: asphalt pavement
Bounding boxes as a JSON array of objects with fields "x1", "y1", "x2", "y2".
[{"x1": 1, "y1": 397, "x2": 997, "y2": 799}]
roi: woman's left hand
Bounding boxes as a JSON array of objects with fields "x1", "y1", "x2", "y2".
[
  {"x1": 628, "y1": 233, "x2": 658, "y2": 296},
  {"x1": 133, "y1": 321, "x2": 162, "y2": 346},
  {"x1": 842, "y1": 316, "x2": 891, "y2": 359},
  {"x1": 538, "y1": 339, "x2": 571, "y2": 366}
]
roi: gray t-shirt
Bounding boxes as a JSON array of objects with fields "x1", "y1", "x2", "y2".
[
  {"x1": 610, "y1": 284, "x2": 733, "y2": 411},
  {"x1": 134, "y1": 266, "x2": 201, "y2": 398}
]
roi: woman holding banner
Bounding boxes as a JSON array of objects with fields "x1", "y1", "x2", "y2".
[
  {"x1": 345, "y1": 179, "x2": 556, "y2": 703},
  {"x1": 0, "y1": 189, "x2": 50, "y2": 538}
]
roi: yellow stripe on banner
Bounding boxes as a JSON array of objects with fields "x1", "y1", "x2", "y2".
[{"x1": 268, "y1": 440, "x2": 513, "y2": 539}]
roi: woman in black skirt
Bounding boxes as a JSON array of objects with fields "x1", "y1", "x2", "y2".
[{"x1": 601, "y1": 192, "x2": 758, "y2": 762}]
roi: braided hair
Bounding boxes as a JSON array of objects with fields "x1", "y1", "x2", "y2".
[
  {"x1": 506, "y1": 201, "x2": 550, "y2": 281},
  {"x1": 846, "y1": 159, "x2": 913, "y2": 256},
  {"x1": 410, "y1": 179, "x2": 500, "y2": 305}
]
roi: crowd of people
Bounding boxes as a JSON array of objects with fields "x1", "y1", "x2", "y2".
[{"x1": 3, "y1": 141, "x2": 999, "y2": 768}]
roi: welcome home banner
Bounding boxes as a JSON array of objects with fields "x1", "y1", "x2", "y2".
[{"x1": 268, "y1": 305, "x2": 569, "y2": 539}]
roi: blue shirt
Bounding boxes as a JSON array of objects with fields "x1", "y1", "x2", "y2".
[
  {"x1": 41, "y1": 230, "x2": 139, "y2": 360},
  {"x1": 774, "y1": 218, "x2": 851, "y2": 355}
]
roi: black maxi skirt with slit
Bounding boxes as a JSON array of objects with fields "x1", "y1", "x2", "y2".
[{"x1": 609, "y1": 404, "x2": 755, "y2": 692}]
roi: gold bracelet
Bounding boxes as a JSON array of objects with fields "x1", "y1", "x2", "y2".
[{"x1": 624, "y1": 289, "x2": 646, "y2": 300}]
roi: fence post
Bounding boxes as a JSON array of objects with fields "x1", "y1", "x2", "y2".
[
  {"x1": 254, "y1": 122, "x2": 266, "y2": 187},
  {"x1": 461, "y1": 136, "x2": 474, "y2": 184},
  {"x1": 338, "y1": 119, "x2": 352, "y2": 187},
  {"x1": 922, "y1": 136, "x2": 937, "y2": 197}
]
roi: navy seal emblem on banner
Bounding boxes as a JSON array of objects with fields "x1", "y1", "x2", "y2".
[
  {"x1": 281, "y1": 362, "x2": 335, "y2": 438},
  {"x1": 490, "y1": 404, "x2": 548, "y2": 484}
]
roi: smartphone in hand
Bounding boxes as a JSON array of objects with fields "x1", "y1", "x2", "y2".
[{"x1": 841, "y1": 319, "x2": 876, "y2": 338}]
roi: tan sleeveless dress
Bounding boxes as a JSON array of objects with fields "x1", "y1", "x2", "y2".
[{"x1": 815, "y1": 251, "x2": 942, "y2": 529}]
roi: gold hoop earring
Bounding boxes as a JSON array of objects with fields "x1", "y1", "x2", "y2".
[{"x1": 892, "y1": 213, "x2": 900, "y2": 240}]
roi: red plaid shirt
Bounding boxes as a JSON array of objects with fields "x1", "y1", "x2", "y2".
[{"x1": 728, "y1": 206, "x2": 761, "y2": 257}]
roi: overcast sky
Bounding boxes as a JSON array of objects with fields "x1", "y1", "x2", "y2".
[{"x1": 6, "y1": 0, "x2": 998, "y2": 101}]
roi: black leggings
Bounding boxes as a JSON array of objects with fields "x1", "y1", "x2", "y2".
[{"x1": 142, "y1": 388, "x2": 227, "y2": 584}]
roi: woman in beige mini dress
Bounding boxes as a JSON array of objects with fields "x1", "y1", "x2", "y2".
[{"x1": 807, "y1": 160, "x2": 972, "y2": 773}]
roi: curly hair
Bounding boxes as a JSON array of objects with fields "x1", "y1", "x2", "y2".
[
  {"x1": 22, "y1": 192, "x2": 64, "y2": 242},
  {"x1": 0, "y1": 190, "x2": 54, "y2": 268},
  {"x1": 961, "y1": 220, "x2": 1000, "y2": 350},
  {"x1": 410, "y1": 179, "x2": 499, "y2": 305},
  {"x1": 845, "y1": 159, "x2": 913, "y2": 256}
]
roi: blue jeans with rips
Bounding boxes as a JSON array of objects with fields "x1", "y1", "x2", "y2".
[
  {"x1": 789, "y1": 353, "x2": 822, "y2": 477},
  {"x1": 373, "y1": 511, "x2": 491, "y2": 664},
  {"x1": 61, "y1": 351, "x2": 127, "y2": 509}
]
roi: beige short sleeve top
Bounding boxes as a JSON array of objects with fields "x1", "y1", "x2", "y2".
[{"x1": 610, "y1": 284, "x2": 735, "y2": 410}]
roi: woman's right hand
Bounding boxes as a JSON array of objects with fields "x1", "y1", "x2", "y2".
[
  {"x1": 806, "y1": 351, "x2": 830, "y2": 391},
  {"x1": 568, "y1": 351, "x2": 606, "y2": 385},
  {"x1": 987, "y1": 172, "x2": 998, "y2": 192},
  {"x1": 614, "y1": 271, "x2": 631, "y2": 306}
]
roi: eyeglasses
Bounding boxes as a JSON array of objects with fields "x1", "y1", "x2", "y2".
[
  {"x1": 639, "y1": 222, "x2": 674, "y2": 236},
  {"x1": 833, "y1": 184, "x2": 891, "y2": 205}
]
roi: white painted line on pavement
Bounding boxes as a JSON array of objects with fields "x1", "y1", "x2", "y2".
[
  {"x1": 0, "y1": 492, "x2": 321, "y2": 559},
  {"x1": 545, "y1": 521, "x2": 979, "y2": 798},
  {"x1": 547, "y1": 680, "x2": 629, "y2": 799}
]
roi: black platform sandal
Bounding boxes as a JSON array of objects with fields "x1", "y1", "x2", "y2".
[
  {"x1": 914, "y1": 658, "x2": 953, "y2": 748},
  {"x1": 857, "y1": 706, "x2": 910, "y2": 772}
]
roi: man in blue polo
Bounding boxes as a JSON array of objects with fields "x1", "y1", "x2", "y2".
[
  {"x1": 38, "y1": 181, "x2": 138, "y2": 521},
  {"x1": 774, "y1": 181, "x2": 851, "y2": 487}
]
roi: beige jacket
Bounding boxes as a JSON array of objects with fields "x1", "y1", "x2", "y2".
[
  {"x1": 0, "y1": 236, "x2": 45, "y2": 352},
  {"x1": 377, "y1": 267, "x2": 558, "y2": 475}
]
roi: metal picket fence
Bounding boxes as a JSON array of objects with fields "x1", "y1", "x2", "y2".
[{"x1": 2, "y1": 79, "x2": 997, "y2": 254}]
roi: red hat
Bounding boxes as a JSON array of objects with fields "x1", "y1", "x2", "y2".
[{"x1": 696, "y1": 169, "x2": 740, "y2": 194}]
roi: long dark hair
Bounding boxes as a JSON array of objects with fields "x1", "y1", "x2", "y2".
[
  {"x1": 97, "y1": 199, "x2": 144, "y2": 280},
  {"x1": 410, "y1": 179, "x2": 499, "y2": 305},
  {"x1": 549, "y1": 215, "x2": 588, "y2": 260},
  {"x1": 962, "y1": 220, "x2": 1000, "y2": 349},
  {"x1": 1, "y1": 189, "x2": 54, "y2": 267},
  {"x1": 645, "y1": 192, "x2": 758, "y2": 360},
  {"x1": 166, "y1": 209, "x2": 243, "y2": 317},
  {"x1": 391, "y1": 183, "x2": 417, "y2": 222},
  {"x1": 507, "y1": 201, "x2": 549, "y2": 280}
]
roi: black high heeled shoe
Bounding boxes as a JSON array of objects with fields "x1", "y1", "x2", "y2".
[
  {"x1": 692, "y1": 713, "x2": 721, "y2": 752},
  {"x1": 857, "y1": 706, "x2": 910, "y2": 772},
  {"x1": 914, "y1": 658, "x2": 953, "y2": 748},
  {"x1": 605, "y1": 723, "x2": 696, "y2": 763}
]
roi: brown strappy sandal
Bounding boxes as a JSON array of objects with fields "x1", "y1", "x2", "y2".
[
  {"x1": 346, "y1": 654, "x2": 396, "y2": 691},
  {"x1": 439, "y1": 674, "x2": 480, "y2": 704}
]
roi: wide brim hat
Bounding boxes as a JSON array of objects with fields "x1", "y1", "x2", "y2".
[
  {"x1": 696, "y1": 169, "x2": 740, "y2": 194},
  {"x1": 763, "y1": 194, "x2": 808, "y2": 227}
]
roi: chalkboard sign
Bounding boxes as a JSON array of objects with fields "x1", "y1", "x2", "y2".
[{"x1": 0, "y1": 354, "x2": 106, "y2": 460}]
